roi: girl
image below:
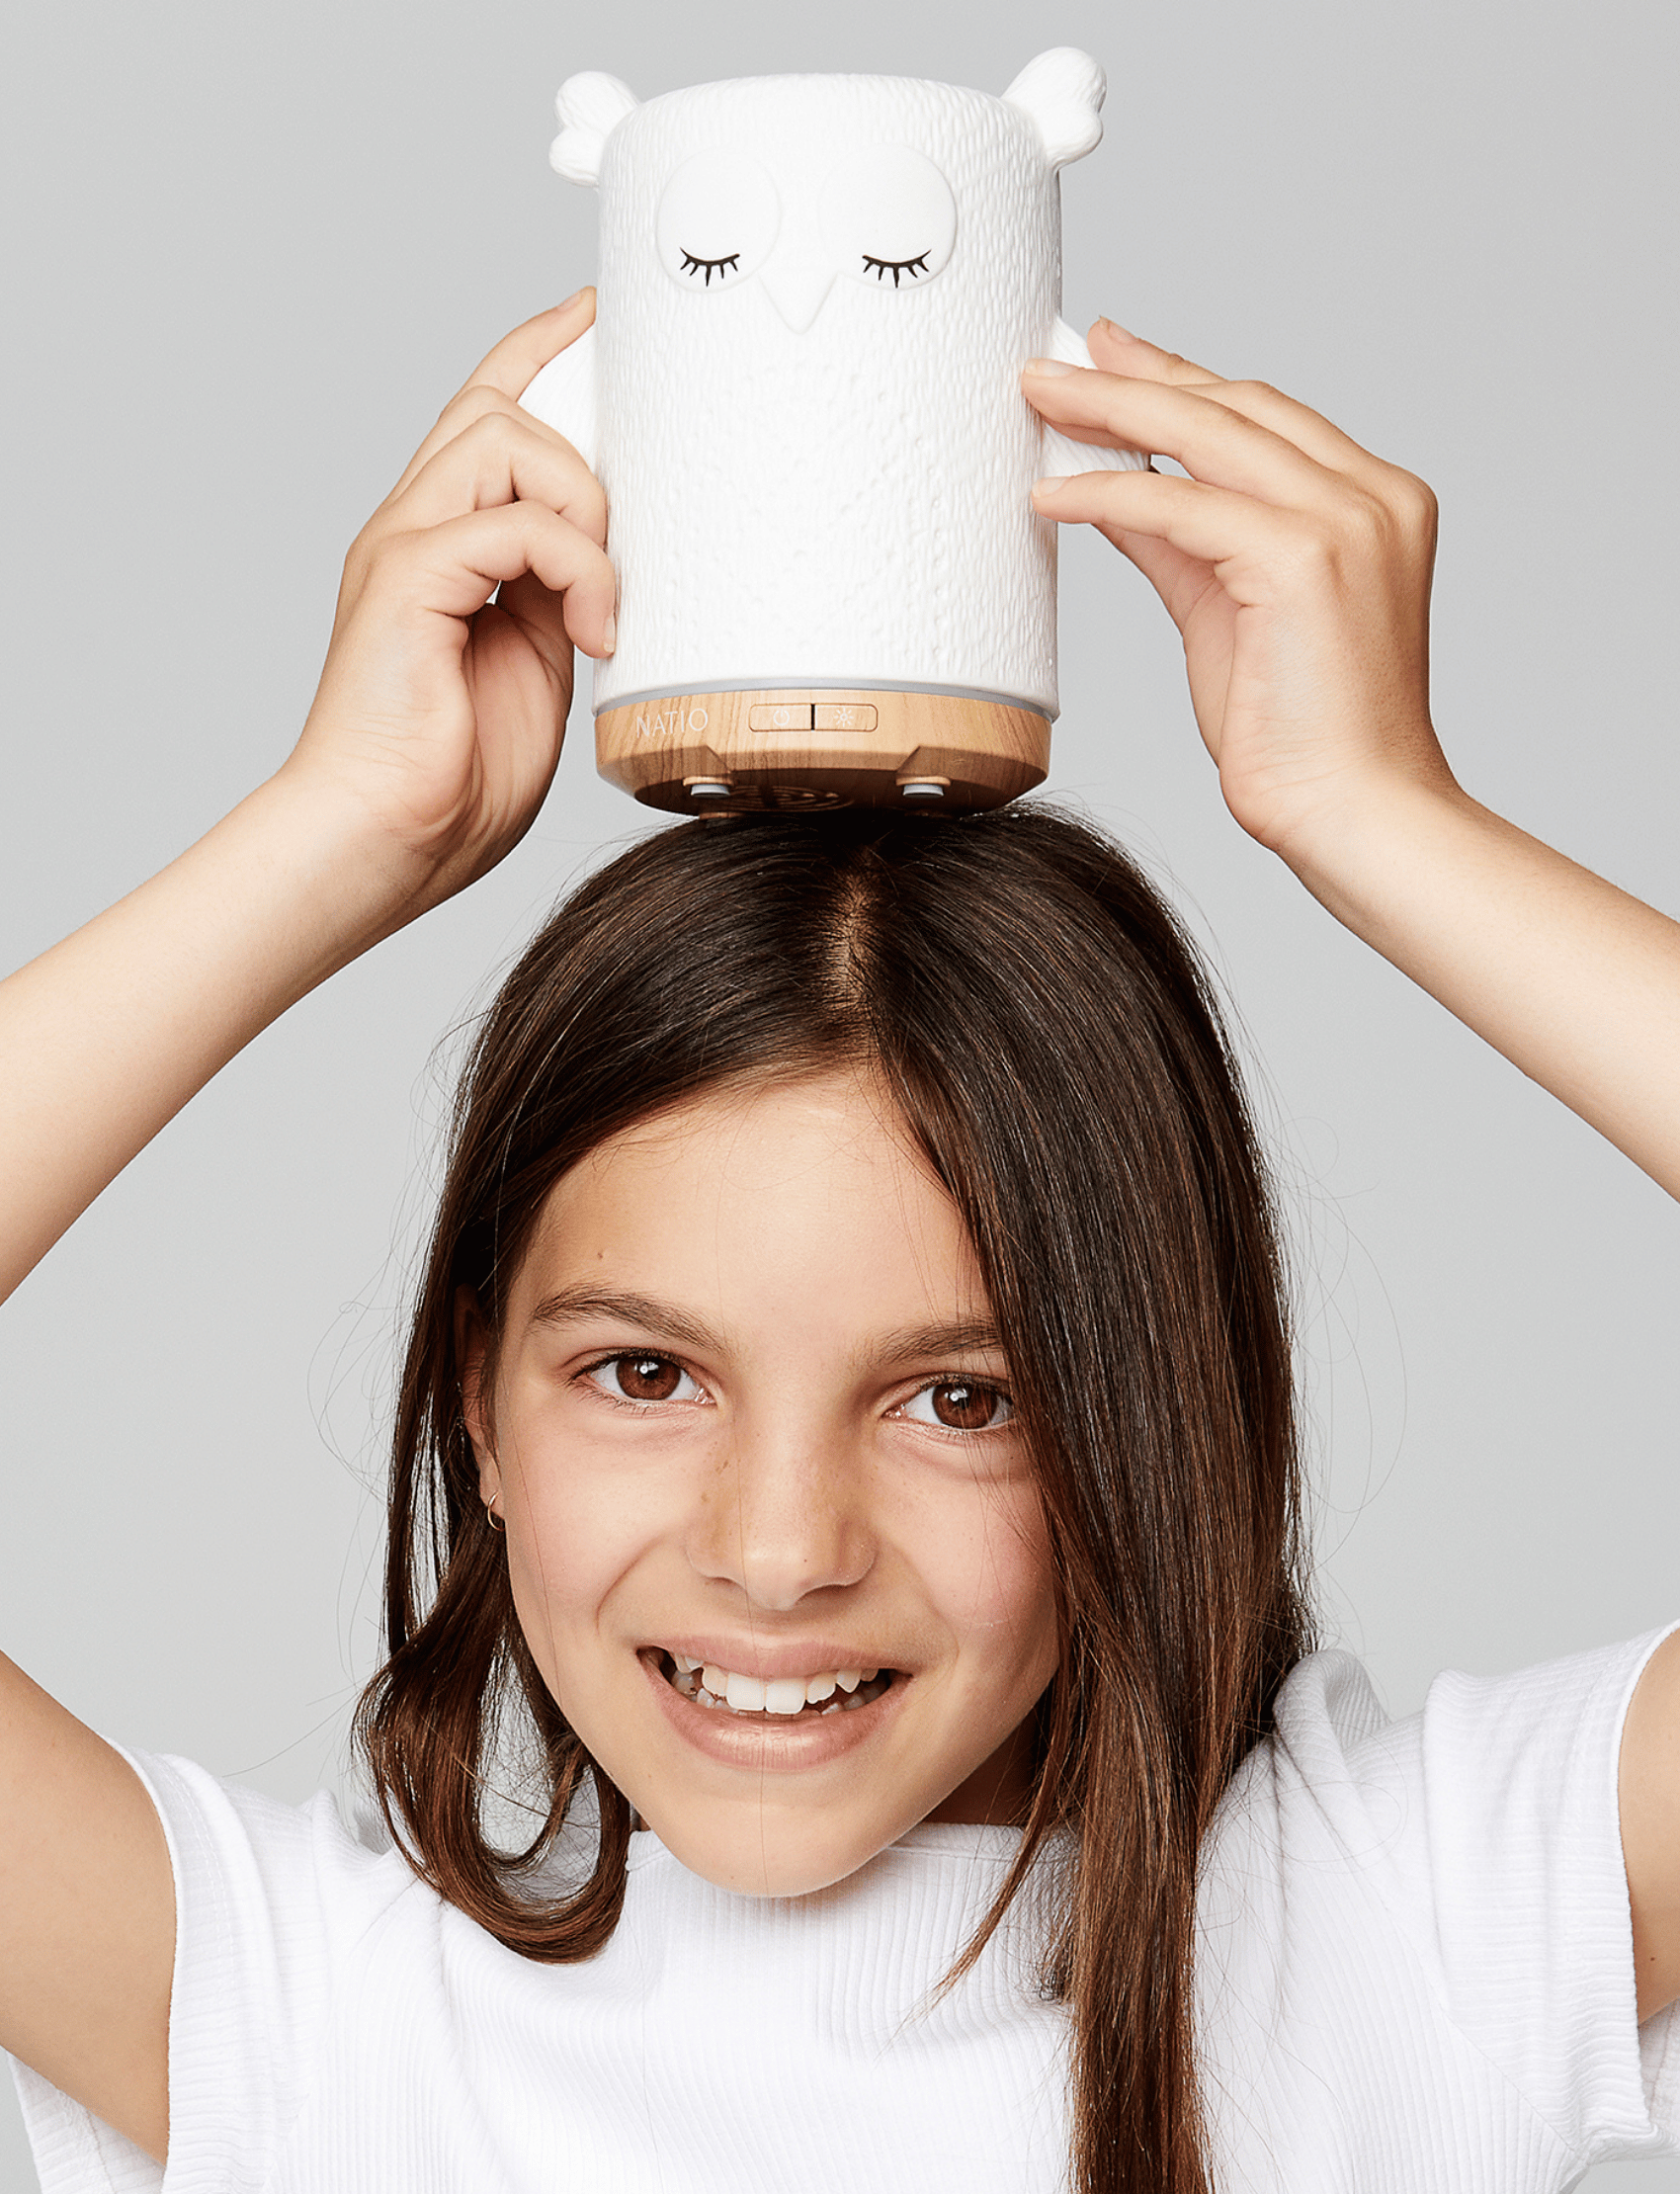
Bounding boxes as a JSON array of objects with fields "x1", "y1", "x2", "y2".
[{"x1": 1, "y1": 292, "x2": 1677, "y2": 2193}]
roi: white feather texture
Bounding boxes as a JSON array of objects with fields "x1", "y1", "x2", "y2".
[{"x1": 520, "y1": 58, "x2": 1145, "y2": 717}]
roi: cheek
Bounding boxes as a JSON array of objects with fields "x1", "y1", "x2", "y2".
[
  {"x1": 916, "y1": 1477, "x2": 1058, "y2": 1685},
  {"x1": 497, "y1": 1433, "x2": 663, "y2": 1680}
]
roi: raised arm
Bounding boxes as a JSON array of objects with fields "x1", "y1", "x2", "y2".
[
  {"x1": 1024, "y1": 325, "x2": 1680, "y2": 2024},
  {"x1": 0, "y1": 293, "x2": 612, "y2": 2158}
]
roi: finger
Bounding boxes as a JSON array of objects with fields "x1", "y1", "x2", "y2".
[
  {"x1": 1087, "y1": 321, "x2": 1405, "y2": 491},
  {"x1": 450, "y1": 289, "x2": 596, "y2": 408},
  {"x1": 1087, "y1": 320, "x2": 1226, "y2": 389},
  {"x1": 1031, "y1": 468, "x2": 1305, "y2": 594},
  {"x1": 1101, "y1": 526, "x2": 1216, "y2": 626},
  {"x1": 1043, "y1": 404, "x2": 1224, "y2": 631},
  {"x1": 386, "y1": 293, "x2": 598, "y2": 503},
  {"x1": 1024, "y1": 363, "x2": 1358, "y2": 514},
  {"x1": 379, "y1": 408, "x2": 608, "y2": 548},
  {"x1": 392, "y1": 375, "x2": 592, "y2": 507},
  {"x1": 495, "y1": 568, "x2": 579, "y2": 692},
  {"x1": 373, "y1": 504, "x2": 617, "y2": 657}
]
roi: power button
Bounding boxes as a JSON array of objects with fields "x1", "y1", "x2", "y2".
[{"x1": 748, "y1": 704, "x2": 814, "y2": 731}]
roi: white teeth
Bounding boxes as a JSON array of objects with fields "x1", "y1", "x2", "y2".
[{"x1": 666, "y1": 1651, "x2": 894, "y2": 1717}]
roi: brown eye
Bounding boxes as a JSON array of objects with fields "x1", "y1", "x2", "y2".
[
  {"x1": 622, "y1": 1355, "x2": 680, "y2": 1400},
  {"x1": 903, "y1": 1380, "x2": 1012, "y2": 1433},
  {"x1": 592, "y1": 1354, "x2": 698, "y2": 1404}
]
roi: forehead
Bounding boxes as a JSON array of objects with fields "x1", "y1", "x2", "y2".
[
  {"x1": 518, "y1": 1075, "x2": 988, "y2": 1316},
  {"x1": 557, "y1": 1073, "x2": 939, "y2": 1215},
  {"x1": 603, "y1": 71, "x2": 1043, "y2": 200}
]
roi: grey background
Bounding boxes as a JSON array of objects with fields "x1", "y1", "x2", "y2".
[{"x1": 1, "y1": 0, "x2": 1674, "y2": 2185}]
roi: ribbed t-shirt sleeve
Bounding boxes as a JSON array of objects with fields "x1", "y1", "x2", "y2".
[
  {"x1": 9, "y1": 1744, "x2": 412, "y2": 2194},
  {"x1": 1351, "y1": 1622, "x2": 1680, "y2": 2169}
]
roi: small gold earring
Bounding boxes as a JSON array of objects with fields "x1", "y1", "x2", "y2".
[{"x1": 484, "y1": 1502, "x2": 505, "y2": 1534}]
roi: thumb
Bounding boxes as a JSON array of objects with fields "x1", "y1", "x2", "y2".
[{"x1": 1093, "y1": 515, "x2": 1213, "y2": 636}]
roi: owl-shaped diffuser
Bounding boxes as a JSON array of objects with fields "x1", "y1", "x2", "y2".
[{"x1": 521, "y1": 49, "x2": 1144, "y2": 813}]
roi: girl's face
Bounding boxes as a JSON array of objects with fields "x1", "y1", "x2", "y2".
[{"x1": 465, "y1": 1068, "x2": 1059, "y2": 1898}]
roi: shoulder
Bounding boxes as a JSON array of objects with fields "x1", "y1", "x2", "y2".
[
  {"x1": 1202, "y1": 1632, "x2": 1680, "y2": 2053},
  {"x1": 125, "y1": 1746, "x2": 429, "y2": 1965},
  {"x1": 1191, "y1": 1631, "x2": 1680, "y2": 2180},
  {"x1": 12, "y1": 1747, "x2": 443, "y2": 2189},
  {"x1": 1619, "y1": 1626, "x2": 1680, "y2": 2021},
  {"x1": 1212, "y1": 1627, "x2": 1680, "y2": 1879},
  {"x1": 1224, "y1": 1624, "x2": 1680, "y2": 1810}
]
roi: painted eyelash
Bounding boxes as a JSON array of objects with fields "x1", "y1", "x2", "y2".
[
  {"x1": 679, "y1": 250, "x2": 740, "y2": 285},
  {"x1": 862, "y1": 252, "x2": 931, "y2": 287}
]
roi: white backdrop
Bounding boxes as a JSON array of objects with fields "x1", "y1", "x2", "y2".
[{"x1": 1, "y1": 0, "x2": 1675, "y2": 2185}]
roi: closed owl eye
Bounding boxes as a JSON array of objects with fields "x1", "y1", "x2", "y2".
[
  {"x1": 656, "y1": 151, "x2": 781, "y2": 295},
  {"x1": 821, "y1": 147, "x2": 958, "y2": 294},
  {"x1": 861, "y1": 252, "x2": 932, "y2": 288},
  {"x1": 680, "y1": 250, "x2": 742, "y2": 286}
]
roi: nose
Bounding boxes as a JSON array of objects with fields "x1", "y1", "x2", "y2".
[
  {"x1": 756, "y1": 231, "x2": 837, "y2": 336},
  {"x1": 687, "y1": 1412, "x2": 875, "y2": 1611}
]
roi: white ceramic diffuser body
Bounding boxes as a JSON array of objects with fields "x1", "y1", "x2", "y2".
[{"x1": 521, "y1": 49, "x2": 1143, "y2": 813}]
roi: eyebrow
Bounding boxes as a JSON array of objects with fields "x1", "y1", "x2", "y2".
[
  {"x1": 526, "y1": 1290, "x2": 1004, "y2": 1370},
  {"x1": 866, "y1": 1319, "x2": 1007, "y2": 1366},
  {"x1": 527, "y1": 1287, "x2": 721, "y2": 1353}
]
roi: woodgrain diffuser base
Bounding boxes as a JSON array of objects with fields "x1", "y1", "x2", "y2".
[{"x1": 596, "y1": 691, "x2": 1051, "y2": 813}]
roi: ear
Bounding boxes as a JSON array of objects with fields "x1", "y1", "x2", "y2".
[
  {"x1": 454, "y1": 1285, "x2": 501, "y2": 1512},
  {"x1": 550, "y1": 71, "x2": 641, "y2": 186},
  {"x1": 1001, "y1": 48, "x2": 1106, "y2": 169}
]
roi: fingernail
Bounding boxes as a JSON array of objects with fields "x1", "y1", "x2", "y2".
[
  {"x1": 602, "y1": 613, "x2": 617, "y2": 654},
  {"x1": 1098, "y1": 317, "x2": 1137, "y2": 340},
  {"x1": 1024, "y1": 357, "x2": 1078, "y2": 377},
  {"x1": 555, "y1": 289, "x2": 584, "y2": 311},
  {"x1": 1034, "y1": 475, "x2": 1071, "y2": 495}
]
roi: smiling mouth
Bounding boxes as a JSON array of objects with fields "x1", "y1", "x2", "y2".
[{"x1": 657, "y1": 1650, "x2": 897, "y2": 1718}]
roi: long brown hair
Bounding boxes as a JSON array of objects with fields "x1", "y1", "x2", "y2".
[{"x1": 357, "y1": 802, "x2": 1315, "y2": 2194}]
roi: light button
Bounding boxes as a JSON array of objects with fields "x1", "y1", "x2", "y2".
[
  {"x1": 748, "y1": 704, "x2": 814, "y2": 731},
  {"x1": 813, "y1": 704, "x2": 879, "y2": 731}
]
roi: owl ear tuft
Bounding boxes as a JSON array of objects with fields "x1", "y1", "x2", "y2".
[
  {"x1": 550, "y1": 72, "x2": 640, "y2": 186},
  {"x1": 1001, "y1": 48, "x2": 1107, "y2": 169}
]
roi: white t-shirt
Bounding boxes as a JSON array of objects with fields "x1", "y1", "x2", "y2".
[{"x1": 11, "y1": 1628, "x2": 1680, "y2": 2193}]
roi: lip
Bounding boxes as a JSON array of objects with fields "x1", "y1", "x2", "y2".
[
  {"x1": 641, "y1": 1647, "x2": 909, "y2": 1771},
  {"x1": 649, "y1": 1638, "x2": 901, "y2": 1683}
]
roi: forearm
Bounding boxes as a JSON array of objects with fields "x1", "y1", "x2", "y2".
[
  {"x1": 0, "y1": 769, "x2": 416, "y2": 1305},
  {"x1": 1283, "y1": 776, "x2": 1680, "y2": 1201}
]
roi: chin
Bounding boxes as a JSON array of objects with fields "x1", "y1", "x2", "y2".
[{"x1": 644, "y1": 1802, "x2": 911, "y2": 1899}]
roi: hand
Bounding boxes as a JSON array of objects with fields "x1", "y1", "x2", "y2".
[
  {"x1": 1024, "y1": 323, "x2": 1452, "y2": 865},
  {"x1": 281, "y1": 291, "x2": 615, "y2": 914}
]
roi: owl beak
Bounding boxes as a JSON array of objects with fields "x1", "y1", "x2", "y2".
[{"x1": 758, "y1": 253, "x2": 838, "y2": 336}]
